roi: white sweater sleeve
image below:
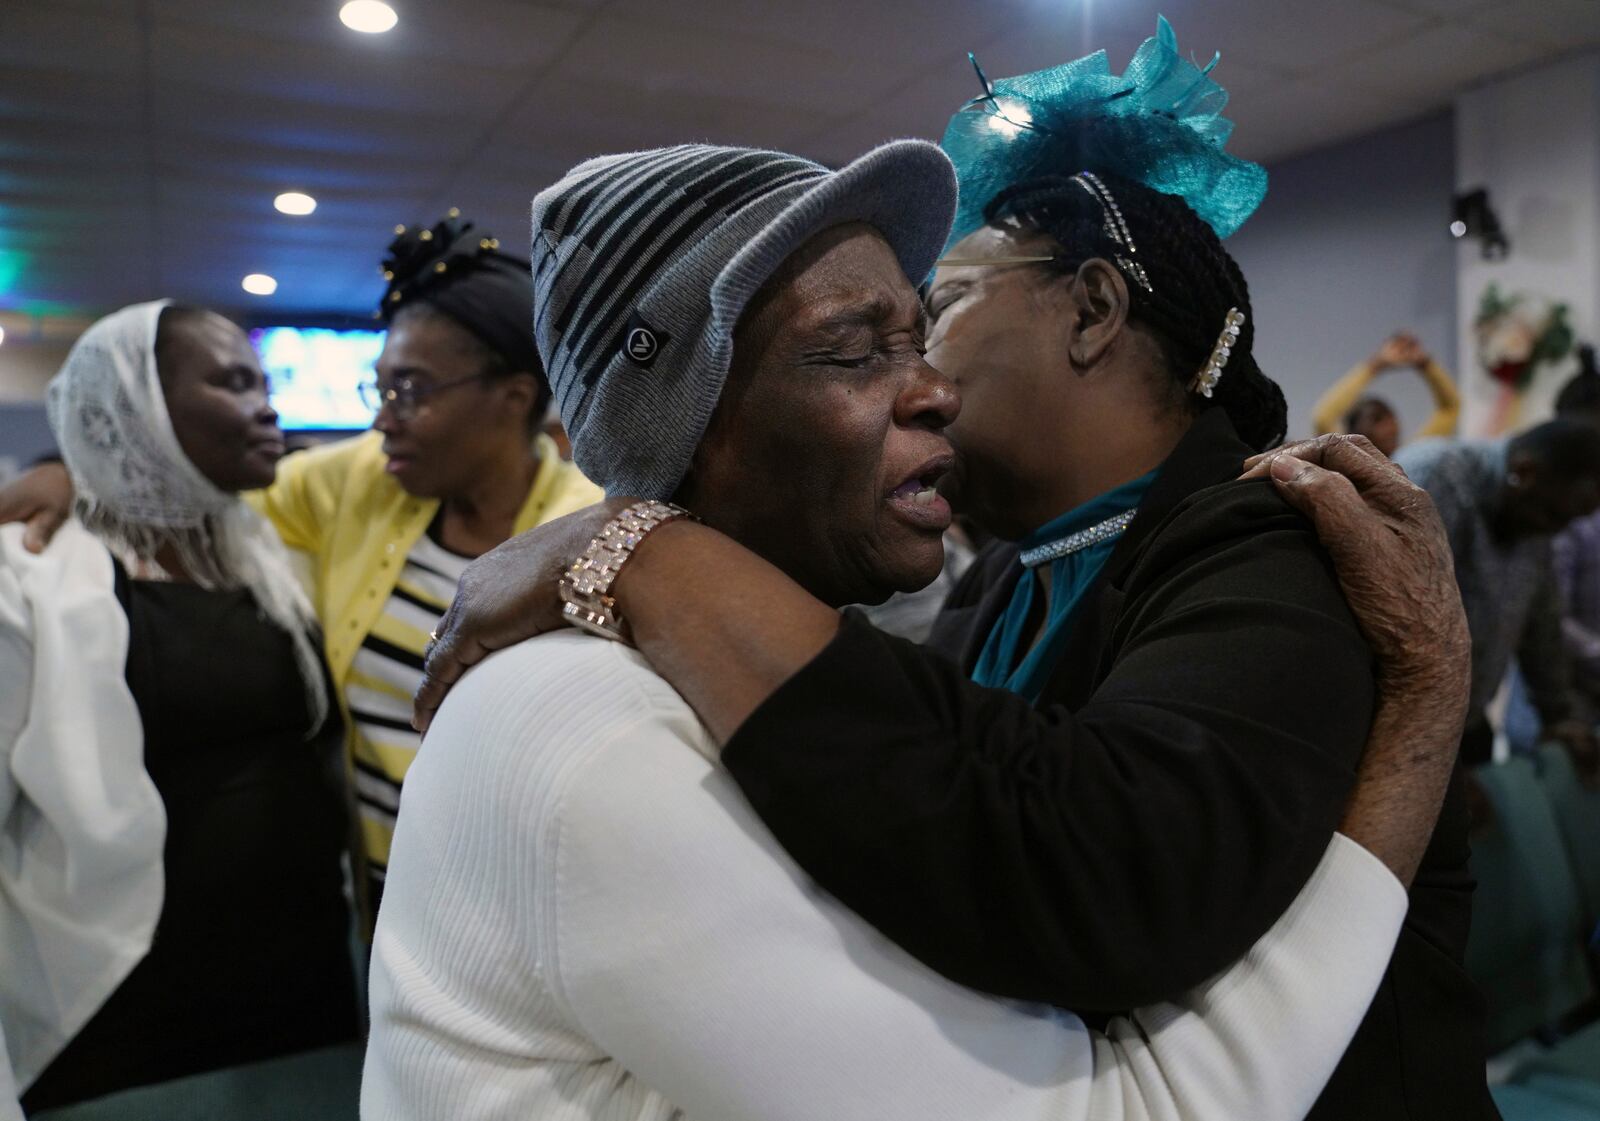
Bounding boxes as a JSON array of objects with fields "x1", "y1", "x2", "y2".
[{"x1": 549, "y1": 708, "x2": 1407, "y2": 1121}]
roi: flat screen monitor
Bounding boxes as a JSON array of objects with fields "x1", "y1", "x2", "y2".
[{"x1": 251, "y1": 326, "x2": 384, "y2": 431}]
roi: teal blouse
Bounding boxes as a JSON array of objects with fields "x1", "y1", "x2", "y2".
[{"x1": 971, "y1": 472, "x2": 1156, "y2": 702}]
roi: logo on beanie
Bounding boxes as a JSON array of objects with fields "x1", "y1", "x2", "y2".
[
  {"x1": 621, "y1": 311, "x2": 669, "y2": 368},
  {"x1": 627, "y1": 328, "x2": 658, "y2": 362}
]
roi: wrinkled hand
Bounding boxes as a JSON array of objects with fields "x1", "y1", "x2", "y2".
[
  {"x1": 412, "y1": 497, "x2": 634, "y2": 733},
  {"x1": 1243, "y1": 433, "x2": 1472, "y2": 882},
  {"x1": 1242, "y1": 434, "x2": 1470, "y2": 695},
  {"x1": 0, "y1": 461, "x2": 73, "y2": 554},
  {"x1": 1545, "y1": 718, "x2": 1600, "y2": 787}
]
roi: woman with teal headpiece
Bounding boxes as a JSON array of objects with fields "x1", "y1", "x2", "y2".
[
  {"x1": 417, "y1": 19, "x2": 1486, "y2": 1119},
  {"x1": 896, "y1": 24, "x2": 1490, "y2": 1116},
  {"x1": 932, "y1": 17, "x2": 1282, "y2": 703}
]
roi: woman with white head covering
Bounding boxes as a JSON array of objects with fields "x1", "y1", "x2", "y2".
[
  {"x1": 1, "y1": 302, "x2": 358, "y2": 1114},
  {"x1": 0, "y1": 217, "x2": 603, "y2": 923}
]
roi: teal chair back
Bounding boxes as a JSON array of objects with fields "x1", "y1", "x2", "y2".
[
  {"x1": 1467, "y1": 757, "x2": 1595, "y2": 1051},
  {"x1": 30, "y1": 1042, "x2": 364, "y2": 1121},
  {"x1": 1537, "y1": 743, "x2": 1600, "y2": 930},
  {"x1": 1493, "y1": 1077, "x2": 1600, "y2": 1121}
]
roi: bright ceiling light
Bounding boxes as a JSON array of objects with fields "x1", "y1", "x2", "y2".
[
  {"x1": 340, "y1": 1, "x2": 398, "y2": 33},
  {"x1": 274, "y1": 191, "x2": 317, "y2": 216},
  {"x1": 0, "y1": 325, "x2": 6, "y2": 347},
  {"x1": 242, "y1": 273, "x2": 279, "y2": 296},
  {"x1": 1449, "y1": 220, "x2": 1468, "y2": 239}
]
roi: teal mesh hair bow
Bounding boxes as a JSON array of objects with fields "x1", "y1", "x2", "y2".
[{"x1": 941, "y1": 15, "x2": 1267, "y2": 246}]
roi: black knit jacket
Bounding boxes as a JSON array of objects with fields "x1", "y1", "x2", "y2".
[{"x1": 724, "y1": 408, "x2": 1494, "y2": 1120}]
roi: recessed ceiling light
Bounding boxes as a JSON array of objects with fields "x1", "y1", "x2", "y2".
[
  {"x1": 242, "y1": 274, "x2": 279, "y2": 296},
  {"x1": 275, "y1": 191, "x2": 317, "y2": 216},
  {"x1": 340, "y1": 1, "x2": 398, "y2": 33}
]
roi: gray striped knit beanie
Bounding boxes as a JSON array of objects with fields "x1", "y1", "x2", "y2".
[{"x1": 530, "y1": 140, "x2": 958, "y2": 499}]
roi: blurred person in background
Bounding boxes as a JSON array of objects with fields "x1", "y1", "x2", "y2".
[
  {"x1": 1548, "y1": 348, "x2": 1600, "y2": 723},
  {"x1": 1396, "y1": 419, "x2": 1600, "y2": 775},
  {"x1": 0, "y1": 215, "x2": 601, "y2": 918},
  {"x1": 1, "y1": 302, "x2": 357, "y2": 1113},
  {"x1": 1505, "y1": 346, "x2": 1600, "y2": 752},
  {"x1": 1312, "y1": 331, "x2": 1460, "y2": 455},
  {"x1": 267, "y1": 215, "x2": 600, "y2": 913}
]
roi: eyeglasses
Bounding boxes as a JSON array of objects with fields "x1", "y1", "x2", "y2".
[
  {"x1": 923, "y1": 255, "x2": 1061, "y2": 314},
  {"x1": 934, "y1": 255, "x2": 1057, "y2": 267},
  {"x1": 357, "y1": 372, "x2": 488, "y2": 420}
]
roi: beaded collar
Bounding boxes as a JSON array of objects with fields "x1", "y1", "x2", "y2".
[{"x1": 1019, "y1": 509, "x2": 1138, "y2": 568}]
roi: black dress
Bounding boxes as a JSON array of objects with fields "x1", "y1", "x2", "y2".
[{"x1": 22, "y1": 567, "x2": 359, "y2": 1114}]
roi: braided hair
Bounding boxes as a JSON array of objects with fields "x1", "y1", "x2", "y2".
[{"x1": 981, "y1": 170, "x2": 1287, "y2": 451}]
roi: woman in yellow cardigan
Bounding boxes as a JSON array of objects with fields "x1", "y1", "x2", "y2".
[
  {"x1": 2, "y1": 215, "x2": 601, "y2": 911},
  {"x1": 1311, "y1": 332, "x2": 1460, "y2": 455},
  {"x1": 258, "y1": 215, "x2": 600, "y2": 908}
]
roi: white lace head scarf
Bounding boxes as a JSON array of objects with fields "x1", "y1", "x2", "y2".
[{"x1": 45, "y1": 300, "x2": 330, "y2": 731}]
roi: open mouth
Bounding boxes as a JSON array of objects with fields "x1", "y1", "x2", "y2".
[
  {"x1": 884, "y1": 454, "x2": 955, "y2": 531},
  {"x1": 889, "y1": 476, "x2": 944, "y2": 505},
  {"x1": 887, "y1": 455, "x2": 954, "y2": 503}
]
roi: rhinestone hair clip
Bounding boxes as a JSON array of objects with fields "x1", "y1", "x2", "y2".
[
  {"x1": 1191, "y1": 307, "x2": 1245, "y2": 398},
  {"x1": 1071, "y1": 171, "x2": 1153, "y2": 295}
]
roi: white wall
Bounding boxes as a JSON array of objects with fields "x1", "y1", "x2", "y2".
[
  {"x1": 1455, "y1": 51, "x2": 1600, "y2": 435},
  {"x1": 1230, "y1": 111, "x2": 1459, "y2": 443}
]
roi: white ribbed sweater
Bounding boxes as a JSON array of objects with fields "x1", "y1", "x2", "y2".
[{"x1": 363, "y1": 632, "x2": 1406, "y2": 1121}]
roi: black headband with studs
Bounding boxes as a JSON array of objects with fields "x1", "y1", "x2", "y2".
[{"x1": 377, "y1": 209, "x2": 540, "y2": 373}]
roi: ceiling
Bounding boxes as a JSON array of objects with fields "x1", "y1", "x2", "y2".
[{"x1": 1, "y1": 0, "x2": 1595, "y2": 322}]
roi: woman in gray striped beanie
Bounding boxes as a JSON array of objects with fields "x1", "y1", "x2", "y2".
[
  {"x1": 529, "y1": 140, "x2": 963, "y2": 602},
  {"x1": 367, "y1": 139, "x2": 1441, "y2": 1121}
]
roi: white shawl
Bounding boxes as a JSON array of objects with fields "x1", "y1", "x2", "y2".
[{"x1": 46, "y1": 300, "x2": 327, "y2": 727}]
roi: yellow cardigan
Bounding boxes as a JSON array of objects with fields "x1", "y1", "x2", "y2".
[
  {"x1": 247, "y1": 431, "x2": 602, "y2": 690},
  {"x1": 1310, "y1": 358, "x2": 1461, "y2": 442}
]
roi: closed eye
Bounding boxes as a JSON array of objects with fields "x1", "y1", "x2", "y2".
[
  {"x1": 214, "y1": 365, "x2": 265, "y2": 393},
  {"x1": 831, "y1": 352, "x2": 874, "y2": 368}
]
